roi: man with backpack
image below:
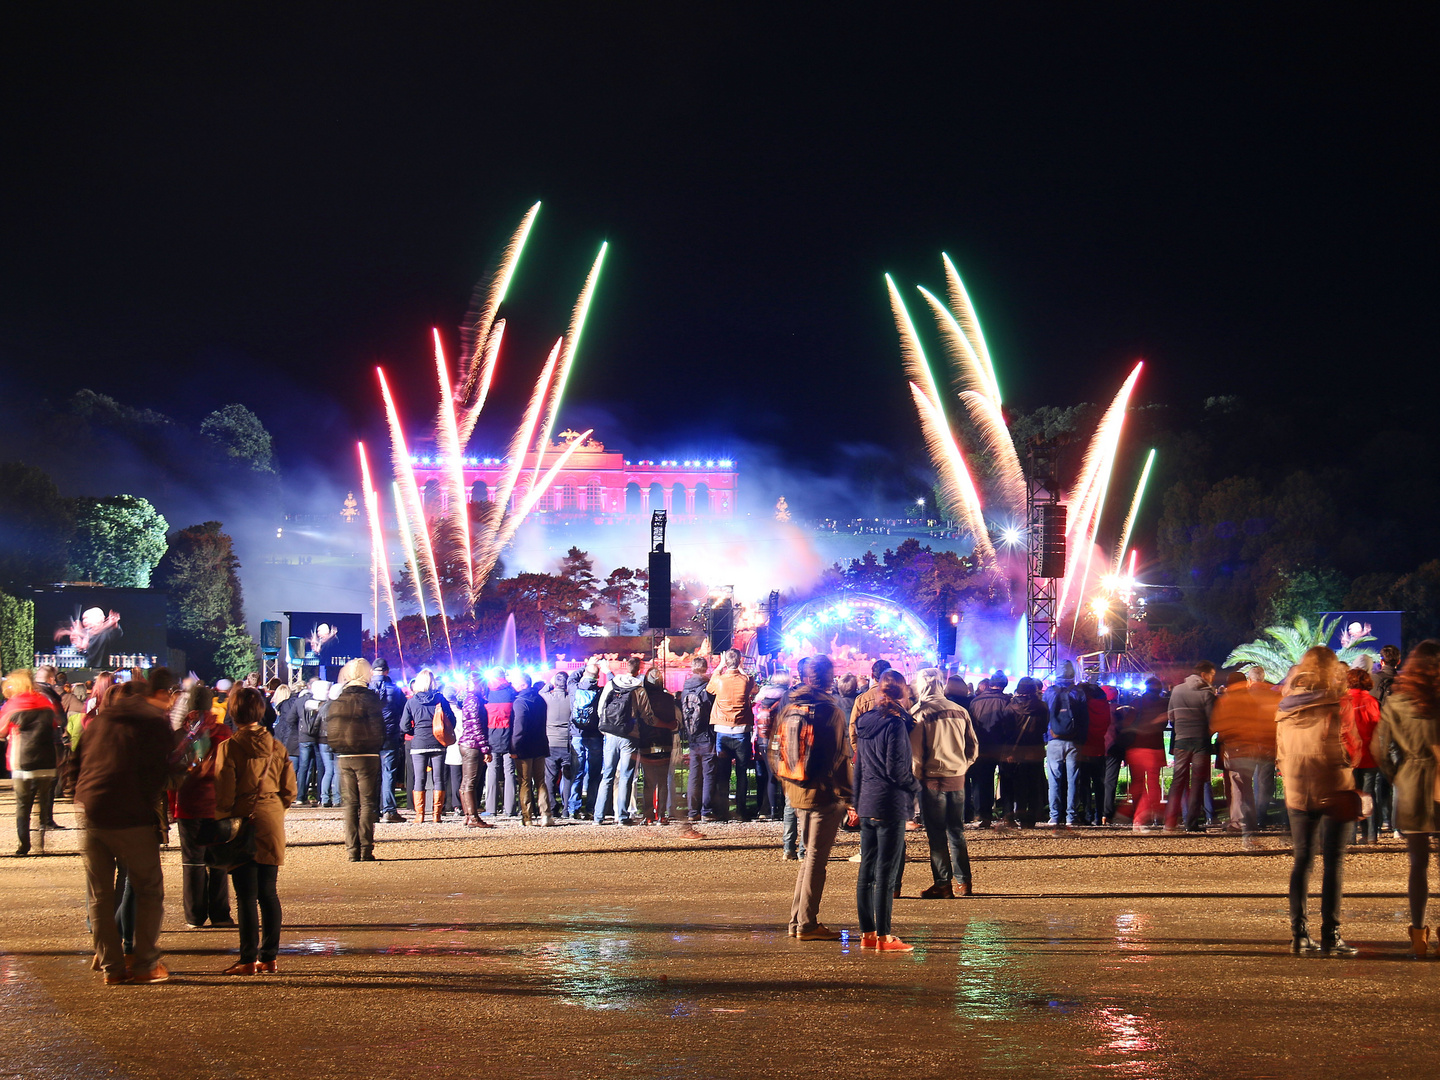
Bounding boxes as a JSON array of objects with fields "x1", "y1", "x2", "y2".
[
  {"x1": 594, "y1": 657, "x2": 654, "y2": 825},
  {"x1": 1042, "y1": 661, "x2": 1090, "y2": 828},
  {"x1": 679, "y1": 657, "x2": 719, "y2": 824},
  {"x1": 707, "y1": 649, "x2": 757, "y2": 821},
  {"x1": 568, "y1": 659, "x2": 604, "y2": 820},
  {"x1": 775, "y1": 654, "x2": 853, "y2": 940}
]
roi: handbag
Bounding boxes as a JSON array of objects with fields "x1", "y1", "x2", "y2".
[
  {"x1": 432, "y1": 703, "x2": 456, "y2": 747},
  {"x1": 203, "y1": 816, "x2": 258, "y2": 870}
]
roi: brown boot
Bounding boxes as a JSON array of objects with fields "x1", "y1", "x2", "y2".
[
  {"x1": 461, "y1": 790, "x2": 477, "y2": 827},
  {"x1": 413, "y1": 792, "x2": 426, "y2": 824},
  {"x1": 433, "y1": 791, "x2": 444, "y2": 823},
  {"x1": 1410, "y1": 925, "x2": 1430, "y2": 959}
]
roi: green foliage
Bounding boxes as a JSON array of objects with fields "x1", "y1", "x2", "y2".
[
  {"x1": 212, "y1": 623, "x2": 258, "y2": 681},
  {"x1": 65, "y1": 495, "x2": 169, "y2": 587},
  {"x1": 0, "y1": 462, "x2": 75, "y2": 587},
  {"x1": 1267, "y1": 567, "x2": 1348, "y2": 625},
  {"x1": 201, "y1": 404, "x2": 276, "y2": 474},
  {"x1": 600, "y1": 567, "x2": 647, "y2": 632},
  {"x1": 0, "y1": 589, "x2": 36, "y2": 676},
  {"x1": 1223, "y1": 615, "x2": 1374, "y2": 682},
  {"x1": 1345, "y1": 559, "x2": 1440, "y2": 650},
  {"x1": 151, "y1": 522, "x2": 246, "y2": 680}
]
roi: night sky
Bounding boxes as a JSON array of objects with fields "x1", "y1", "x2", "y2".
[{"x1": 3, "y1": 5, "x2": 1435, "y2": 483}]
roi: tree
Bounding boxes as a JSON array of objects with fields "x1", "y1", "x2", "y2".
[
  {"x1": 600, "y1": 567, "x2": 646, "y2": 633},
  {"x1": 0, "y1": 461, "x2": 75, "y2": 586},
  {"x1": 1223, "y1": 615, "x2": 1375, "y2": 682},
  {"x1": 212, "y1": 624, "x2": 258, "y2": 681},
  {"x1": 557, "y1": 547, "x2": 601, "y2": 607},
  {"x1": 65, "y1": 495, "x2": 169, "y2": 587},
  {"x1": 201, "y1": 404, "x2": 276, "y2": 473},
  {"x1": 0, "y1": 589, "x2": 35, "y2": 676},
  {"x1": 151, "y1": 522, "x2": 246, "y2": 679}
]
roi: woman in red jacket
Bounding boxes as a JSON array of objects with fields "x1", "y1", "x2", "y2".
[{"x1": 1347, "y1": 668, "x2": 1384, "y2": 844}]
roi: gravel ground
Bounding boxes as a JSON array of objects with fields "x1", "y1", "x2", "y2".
[{"x1": 1, "y1": 788, "x2": 1438, "y2": 1079}]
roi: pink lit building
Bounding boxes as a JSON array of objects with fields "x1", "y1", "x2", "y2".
[{"x1": 409, "y1": 431, "x2": 738, "y2": 521}]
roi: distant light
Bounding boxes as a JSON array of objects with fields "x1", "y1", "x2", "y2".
[
  {"x1": 705, "y1": 460, "x2": 715, "y2": 468},
  {"x1": 1000, "y1": 527, "x2": 1023, "y2": 547},
  {"x1": 719, "y1": 460, "x2": 733, "y2": 468}
]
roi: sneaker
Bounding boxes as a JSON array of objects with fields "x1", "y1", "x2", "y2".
[
  {"x1": 185, "y1": 923, "x2": 203, "y2": 930},
  {"x1": 382, "y1": 811, "x2": 406, "y2": 824},
  {"x1": 876, "y1": 935, "x2": 914, "y2": 952},
  {"x1": 797, "y1": 923, "x2": 843, "y2": 941},
  {"x1": 222, "y1": 961, "x2": 256, "y2": 976},
  {"x1": 129, "y1": 962, "x2": 171, "y2": 984},
  {"x1": 860, "y1": 932, "x2": 879, "y2": 950},
  {"x1": 255, "y1": 960, "x2": 278, "y2": 974},
  {"x1": 14, "y1": 846, "x2": 29, "y2": 857},
  {"x1": 542, "y1": 814, "x2": 556, "y2": 827}
]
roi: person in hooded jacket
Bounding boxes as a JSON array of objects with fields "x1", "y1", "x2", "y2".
[
  {"x1": 1078, "y1": 682, "x2": 1113, "y2": 825},
  {"x1": 1344, "y1": 668, "x2": 1385, "y2": 844},
  {"x1": 1373, "y1": 640, "x2": 1440, "y2": 959},
  {"x1": 512, "y1": 674, "x2": 552, "y2": 826},
  {"x1": 294, "y1": 678, "x2": 323, "y2": 806},
  {"x1": 483, "y1": 671, "x2": 519, "y2": 820},
  {"x1": 1043, "y1": 662, "x2": 1090, "y2": 828},
  {"x1": 637, "y1": 668, "x2": 680, "y2": 824},
  {"x1": 568, "y1": 659, "x2": 604, "y2": 820},
  {"x1": 541, "y1": 671, "x2": 573, "y2": 820},
  {"x1": 271, "y1": 685, "x2": 300, "y2": 779},
  {"x1": 595, "y1": 657, "x2": 655, "y2": 825},
  {"x1": 370, "y1": 658, "x2": 409, "y2": 823},
  {"x1": 213, "y1": 687, "x2": 297, "y2": 974},
  {"x1": 1276, "y1": 646, "x2": 1359, "y2": 957},
  {"x1": 1165, "y1": 661, "x2": 1219, "y2": 833},
  {"x1": 966, "y1": 675, "x2": 1010, "y2": 828},
  {"x1": 457, "y1": 672, "x2": 494, "y2": 829},
  {"x1": 854, "y1": 670, "x2": 922, "y2": 951},
  {"x1": 997, "y1": 677, "x2": 1048, "y2": 828},
  {"x1": 402, "y1": 670, "x2": 455, "y2": 824},
  {"x1": 327, "y1": 658, "x2": 385, "y2": 860},
  {"x1": 680, "y1": 658, "x2": 719, "y2": 824},
  {"x1": 910, "y1": 668, "x2": 980, "y2": 898},
  {"x1": 752, "y1": 672, "x2": 792, "y2": 821},
  {"x1": 2, "y1": 670, "x2": 63, "y2": 856}
]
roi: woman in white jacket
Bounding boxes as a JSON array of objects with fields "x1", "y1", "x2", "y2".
[{"x1": 910, "y1": 668, "x2": 981, "y2": 898}]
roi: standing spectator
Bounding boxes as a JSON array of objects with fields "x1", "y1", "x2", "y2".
[
  {"x1": 637, "y1": 667, "x2": 680, "y2": 824},
  {"x1": 172, "y1": 685, "x2": 234, "y2": 927},
  {"x1": 945, "y1": 675, "x2": 973, "y2": 714},
  {"x1": 680, "y1": 658, "x2": 719, "y2": 825},
  {"x1": 271, "y1": 685, "x2": 301, "y2": 783},
  {"x1": 316, "y1": 682, "x2": 340, "y2": 808},
  {"x1": 708, "y1": 649, "x2": 757, "y2": 821},
  {"x1": 752, "y1": 672, "x2": 791, "y2": 821},
  {"x1": 1099, "y1": 685, "x2": 1125, "y2": 825},
  {"x1": 967, "y1": 675, "x2": 1010, "y2": 828},
  {"x1": 998, "y1": 677, "x2": 1048, "y2": 827},
  {"x1": 1043, "y1": 662, "x2": 1089, "y2": 828},
  {"x1": 1372, "y1": 644, "x2": 1401, "y2": 705},
  {"x1": 1212, "y1": 671, "x2": 1275, "y2": 848},
  {"x1": 2, "y1": 670, "x2": 63, "y2": 856},
  {"x1": 595, "y1": 657, "x2": 648, "y2": 825},
  {"x1": 568, "y1": 660, "x2": 604, "y2": 820},
  {"x1": 484, "y1": 670, "x2": 519, "y2": 820},
  {"x1": 1165, "y1": 661, "x2": 1219, "y2": 833},
  {"x1": 1122, "y1": 677, "x2": 1169, "y2": 832},
  {"x1": 1076, "y1": 683, "x2": 1113, "y2": 824},
  {"x1": 854, "y1": 670, "x2": 922, "y2": 951},
  {"x1": 30, "y1": 664, "x2": 68, "y2": 830},
  {"x1": 213, "y1": 687, "x2": 297, "y2": 974},
  {"x1": 457, "y1": 672, "x2": 493, "y2": 828},
  {"x1": 441, "y1": 683, "x2": 464, "y2": 818},
  {"x1": 511, "y1": 674, "x2": 551, "y2": 826},
  {"x1": 910, "y1": 668, "x2": 980, "y2": 898},
  {"x1": 370, "y1": 659, "x2": 409, "y2": 823},
  {"x1": 1374, "y1": 640, "x2": 1440, "y2": 958},
  {"x1": 836, "y1": 672, "x2": 859, "y2": 723},
  {"x1": 70, "y1": 675, "x2": 178, "y2": 984},
  {"x1": 541, "y1": 672, "x2": 573, "y2": 821},
  {"x1": 1242, "y1": 667, "x2": 1282, "y2": 829},
  {"x1": 402, "y1": 670, "x2": 453, "y2": 823},
  {"x1": 327, "y1": 659, "x2": 384, "y2": 861},
  {"x1": 1277, "y1": 646, "x2": 1358, "y2": 956},
  {"x1": 1346, "y1": 668, "x2": 1384, "y2": 844},
  {"x1": 781, "y1": 655, "x2": 852, "y2": 940},
  {"x1": 294, "y1": 678, "x2": 323, "y2": 806}
]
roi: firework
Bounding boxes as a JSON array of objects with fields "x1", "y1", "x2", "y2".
[
  {"x1": 457, "y1": 318, "x2": 504, "y2": 447},
  {"x1": 941, "y1": 253, "x2": 1002, "y2": 406},
  {"x1": 493, "y1": 337, "x2": 561, "y2": 524},
  {"x1": 378, "y1": 366, "x2": 452, "y2": 661},
  {"x1": 909, "y1": 383, "x2": 995, "y2": 562},
  {"x1": 499, "y1": 428, "x2": 595, "y2": 548},
  {"x1": 918, "y1": 285, "x2": 1000, "y2": 408},
  {"x1": 958, "y1": 390, "x2": 1027, "y2": 518},
  {"x1": 531, "y1": 242, "x2": 607, "y2": 488},
  {"x1": 1114, "y1": 447, "x2": 1156, "y2": 575},
  {"x1": 391, "y1": 480, "x2": 430, "y2": 646},
  {"x1": 458, "y1": 202, "x2": 540, "y2": 405},
  {"x1": 358, "y1": 442, "x2": 405, "y2": 673},
  {"x1": 432, "y1": 329, "x2": 475, "y2": 602},
  {"x1": 887, "y1": 275, "x2": 946, "y2": 412}
]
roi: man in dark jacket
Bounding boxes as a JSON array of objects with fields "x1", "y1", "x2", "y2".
[
  {"x1": 540, "y1": 671, "x2": 572, "y2": 822},
  {"x1": 568, "y1": 660, "x2": 604, "y2": 819},
  {"x1": 966, "y1": 674, "x2": 1011, "y2": 828},
  {"x1": 484, "y1": 672, "x2": 519, "y2": 818},
  {"x1": 1165, "y1": 661, "x2": 1218, "y2": 833},
  {"x1": 370, "y1": 659, "x2": 409, "y2": 822},
  {"x1": 1042, "y1": 662, "x2": 1089, "y2": 828},
  {"x1": 328, "y1": 659, "x2": 386, "y2": 860},
  {"x1": 512, "y1": 675, "x2": 551, "y2": 826},
  {"x1": 680, "y1": 657, "x2": 719, "y2": 823},
  {"x1": 70, "y1": 676, "x2": 179, "y2": 984}
]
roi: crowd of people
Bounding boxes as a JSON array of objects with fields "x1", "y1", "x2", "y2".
[{"x1": 2, "y1": 634, "x2": 1438, "y2": 980}]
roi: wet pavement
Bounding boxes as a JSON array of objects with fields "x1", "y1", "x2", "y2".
[{"x1": 1, "y1": 795, "x2": 1438, "y2": 1079}]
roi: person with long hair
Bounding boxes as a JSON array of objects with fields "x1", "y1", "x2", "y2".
[
  {"x1": 212, "y1": 687, "x2": 296, "y2": 974},
  {"x1": 1374, "y1": 640, "x2": 1440, "y2": 959},
  {"x1": 1276, "y1": 646, "x2": 1359, "y2": 957},
  {"x1": 910, "y1": 668, "x2": 980, "y2": 898},
  {"x1": 853, "y1": 670, "x2": 923, "y2": 951}
]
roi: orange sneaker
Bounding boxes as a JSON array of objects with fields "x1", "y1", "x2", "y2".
[
  {"x1": 129, "y1": 962, "x2": 171, "y2": 983},
  {"x1": 860, "y1": 932, "x2": 879, "y2": 949},
  {"x1": 876, "y1": 935, "x2": 914, "y2": 952}
]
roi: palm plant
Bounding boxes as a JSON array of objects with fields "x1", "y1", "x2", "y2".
[{"x1": 1223, "y1": 615, "x2": 1375, "y2": 681}]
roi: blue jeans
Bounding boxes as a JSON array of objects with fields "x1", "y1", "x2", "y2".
[
  {"x1": 857, "y1": 817, "x2": 907, "y2": 936},
  {"x1": 379, "y1": 746, "x2": 401, "y2": 814},
  {"x1": 296, "y1": 743, "x2": 318, "y2": 802},
  {"x1": 687, "y1": 738, "x2": 720, "y2": 820},
  {"x1": 921, "y1": 787, "x2": 972, "y2": 886},
  {"x1": 318, "y1": 744, "x2": 339, "y2": 805},
  {"x1": 594, "y1": 733, "x2": 638, "y2": 823},
  {"x1": 1165, "y1": 740, "x2": 1210, "y2": 831},
  {"x1": 1045, "y1": 739, "x2": 1081, "y2": 825},
  {"x1": 569, "y1": 735, "x2": 603, "y2": 817},
  {"x1": 783, "y1": 799, "x2": 806, "y2": 858},
  {"x1": 715, "y1": 731, "x2": 754, "y2": 820}
]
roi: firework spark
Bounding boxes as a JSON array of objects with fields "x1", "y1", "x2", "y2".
[
  {"x1": 909, "y1": 383, "x2": 995, "y2": 563},
  {"x1": 1114, "y1": 447, "x2": 1156, "y2": 575},
  {"x1": 941, "y1": 253, "x2": 1002, "y2": 407},
  {"x1": 459, "y1": 202, "x2": 540, "y2": 403},
  {"x1": 531, "y1": 242, "x2": 607, "y2": 488},
  {"x1": 457, "y1": 318, "x2": 504, "y2": 448},
  {"x1": 958, "y1": 390, "x2": 1027, "y2": 518},
  {"x1": 432, "y1": 329, "x2": 474, "y2": 602},
  {"x1": 918, "y1": 284, "x2": 1000, "y2": 408},
  {"x1": 378, "y1": 366, "x2": 452, "y2": 661},
  {"x1": 391, "y1": 481, "x2": 430, "y2": 646},
  {"x1": 499, "y1": 428, "x2": 595, "y2": 548},
  {"x1": 358, "y1": 442, "x2": 405, "y2": 673},
  {"x1": 888, "y1": 275, "x2": 946, "y2": 412},
  {"x1": 492, "y1": 337, "x2": 561, "y2": 525}
]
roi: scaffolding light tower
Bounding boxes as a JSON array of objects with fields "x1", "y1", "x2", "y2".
[{"x1": 1026, "y1": 438, "x2": 1063, "y2": 679}]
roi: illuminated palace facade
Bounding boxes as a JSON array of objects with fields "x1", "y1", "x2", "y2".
[{"x1": 409, "y1": 431, "x2": 738, "y2": 521}]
